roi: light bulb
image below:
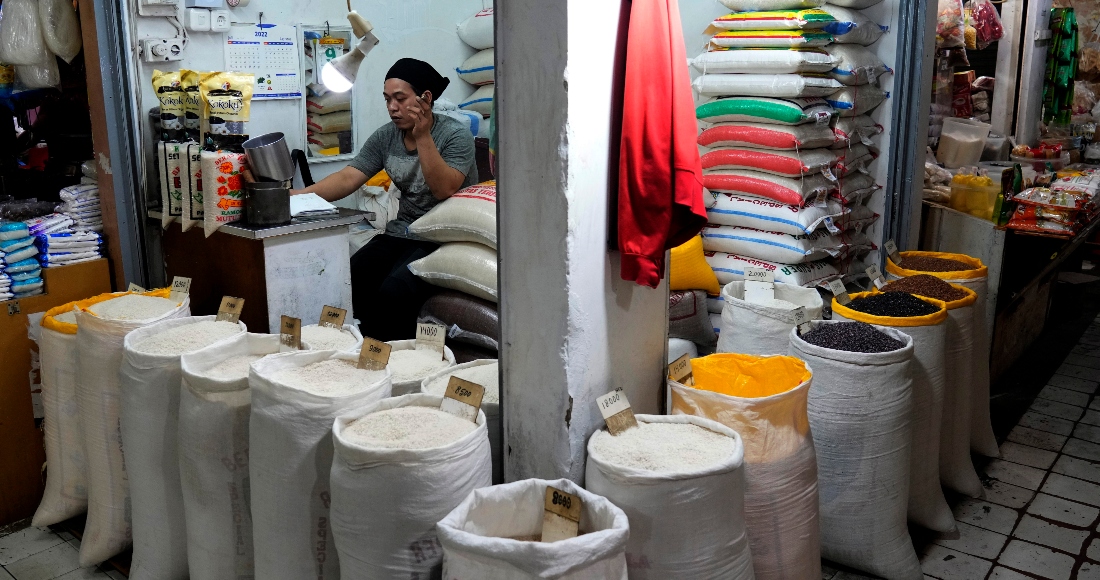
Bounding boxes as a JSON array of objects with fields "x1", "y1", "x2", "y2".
[{"x1": 321, "y1": 61, "x2": 354, "y2": 93}]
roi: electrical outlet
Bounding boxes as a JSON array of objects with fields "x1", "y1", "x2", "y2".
[{"x1": 141, "y1": 38, "x2": 186, "y2": 62}]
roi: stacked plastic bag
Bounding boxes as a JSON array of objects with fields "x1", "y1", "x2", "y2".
[
  {"x1": 455, "y1": 8, "x2": 494, "y2": 124},
  {"x1": 0, "y1": 0, "x2": 81, "y2": 90},
  {"x1": 691, "y1": 0, "x2": 890, "y2": 291},
  {"x1": 59, "y1": 182, "x2": 105, "y2": 233},
  {"x1": 1, "y1": 220, "x2": 43, "y2": 300}
]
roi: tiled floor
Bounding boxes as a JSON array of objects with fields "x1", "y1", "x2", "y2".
[
  {"x1": 824, "y1": 318, "x2": 1100, "y2": 580},
  {"x1": 0, "y1": 525, "x2": 123, "y2": 580}
]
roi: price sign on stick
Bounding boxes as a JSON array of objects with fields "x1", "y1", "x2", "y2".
[
  {"x1": 440, "y1": 376, "x2": 485, "y2": 422},
  {"x1": 744, "y1": 265, "x2": 775, "y2": 304},
  {"x1": 358, "y1": 337, "x2": 392, "y2": 371},
  {"x1": 828, "y1": 278, "x2": 851, "y2": 306},
  {"x1": 597, "y1": 388, "x2": 638, "y2": 435},
  {"x1": 216, "y1": 296, "x2": 245, "y2": 323},
  {"x1": 415, "y1": 322, "x2": 447, "y2": 358},
  {"x1": 280, "y1": 316, "x2": 301, "y2": 350},
  {"x1": 865, "y1": 264, "x2": 887, "y2": 290},
  {"x1": 127, "y1": 283, "x2": 146, "y2": 293},
  {"x1": 542, "y1": 486, "x2": 582, "y2": 543},
  {"x1": 884, "y1": 240, "x2": 902, "y2": 266},
  {"x1": 169, "y1": 276, "x2": 191, "y2": 303},
  {"x1": 668, "y1": 354, "x2": 695, "y2": 386},
  {"x1": 319, "y1": 305, "x2": 347, "y2": 329}
]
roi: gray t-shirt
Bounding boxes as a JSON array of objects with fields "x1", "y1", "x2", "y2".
[{"x1": 350, "y1": 113, "x2": 478, "y2": 238}]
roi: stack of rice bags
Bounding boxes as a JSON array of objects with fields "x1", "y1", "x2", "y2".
[
  {"x1": 406, "y1": 181, "x2": 499, "y2": 362},
  {"x1": 455, "y1": 8, "x2": 494, "y2": 124},
  {"x1": 306, "y1": 87, "x2": 352, "y2": 155},
  {"x1": 58, "y1": 183, "x2": 104, "y2": 233},
  {"x1": 0, "y1": 220, "x2": 44, "y2": 300},
  {"x1": 691, "y1": 0, "x2": 889, "y2": 290}
]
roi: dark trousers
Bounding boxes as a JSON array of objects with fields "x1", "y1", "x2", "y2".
[{"x1": 350, "y1": 234, "x2": 439, "y2": 342}]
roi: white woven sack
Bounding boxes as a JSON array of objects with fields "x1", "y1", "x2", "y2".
[
  {"x1": 408, "y1": 242, "x2": 498, "y2": 302},
  {"x1": 459, "y1": 85, "x2": 494, "y2": 117},
  {"x1": 249, "y1": 350, "x2": 393, "y2": 580},
  {"x1": 422, "y1": 359, "x2": 501, "y2": 483},
  {"x1": 705, "y1": 191, "x2": 847, "y2": 236},
  {"x1": 789, "y1": 321, "x2": 922, "y2": 580},
  {"x1": 831, "y1": 309, "x2": 955, "y2": 533},
  {"x1": 719, "y1": 281, "x2": 823, "y2": 356},
  {"x1": 670, "y1": 377, "x2": 820, "y2": 580},
  {"x1": 120, "y1": 316, "x2": 246, "y2": 580},
  {"x1": 705, "y1": 251, "x2": 842, "y2": 288},
  {"x1": 939, "y1": 296, "x2": 983, "y2": 497},
  {"x1": 825, "y1": 45, "x2": 892, "y2": 86},
  {"x1": 75, "y1": 293, "x2": 190, "y2": 567},
  {"x1": 702, "y1": 225, "x2": 850, "y2": 264},
  {"x1": 668, "y1": 338, "x2": 698, "y2": 363},
  {"x1": 32, "y1": 315, "x2": 87, "y2": 527},
  {"x1": 301, "y1": 323, "x2": 363, "y2": 352},
  {"x1": 827, "y1": 0, "x2": 884, "y2": 9},
  {"x1": 457, "y1": 48, "x2": 495, "y2": 86},
  {"x1": 691, "y1": 48, "x2": 835, "y2": 75},
  {"x1": 457, "y1": 8, "x2": 494, "y2": 50},
  {"x1": 408, "y1": 182, "x2": 497, "y2": 248},
  {"x1": 384, "y1": 339, "x2": 457, "y2": 396},
  {"x1": 820, "y1": 4, "x2": 887, "y2": 45},
  {"x1": 826, "y1": 85, "x2": 888, "y2": 117},
  {"x1": 693, "y1": 74, "x2": 844, "y2": 99},
  {"x1": 719, "y1": 0, "x2": 824, "y2": 9},
  {"x1": 585, "y1": 414, "x2": 755, "y2": 579},
  {"x1": 436, "y1": 478, "x2": 630, "y2": 580},
  {"x1": 179, "y1": 333, "x2": 282, "y2": 580},
  {"x1": 330, "y1": 393, "x2": 492, "y2": 578}
]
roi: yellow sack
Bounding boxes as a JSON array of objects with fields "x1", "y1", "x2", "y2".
[
  {"x1": 885, "y1": 250, "x2": 987, "y2": 281},
  {"x1": 691, "y1": 352, "x2": 811, "y2": 399},
  {"x1": 670, "y1": 235, "x2": 721, "y2": 295},
  {"x1": 41, "y1": 301, "x2": 81, "y2": 335},
  {"x1": 831, "y1": 291, "x2": 948, "y2": 327}
]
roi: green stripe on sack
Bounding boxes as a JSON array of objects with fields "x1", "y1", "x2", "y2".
[{"x1": 697, "y1": 98, "x2": 806, "y2": 124}]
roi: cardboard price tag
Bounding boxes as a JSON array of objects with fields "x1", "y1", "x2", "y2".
[
  {"x1": 415, "y1": 322, "x2": 447, "y2": 357},
  {"x1": 216, "y1": 296, "x2": 245, "y2": 323},
  {"x1": 668, "y1": 354, "x2": 695, "y2": 386},
  {"x1": 884, "y1": 240, "x2": 902, "y2": 265},
  {"x1": 865, "y1": 264, "x2": 887, "y2": 290},
  {"x1": 357, "y1": 337, "x2": 392, "y2": 371},
  {"x1": 744, "y1": 265, "x2": 775, "y2": 304},
  {"x1": 127, "y1": 282, "x2": 146, "y2": 293},
  {"x1": 439, "y1": 376, "x2": 485, "y2": 422},
  {"x1": 169, "y1": 276, "x2": 191, "y2": 303},
  {"x1": 596, "y1": 388, "x2": 638, "y2": 435},
  {"x1": 744, "y1": 265, "x2": 774, "y2": 284},
  {"x1": 542, "y1": 487, "x2": 582, "y2": 543},
  {"x1": 280, "y1": 316, "x2": 302, "y2": 350},
  {"x1": 828, "y1": 278, "x2": 851, "y2": 306},
  {"x1": 319, "y1": 305, "x2": 347, "y2": 329}
]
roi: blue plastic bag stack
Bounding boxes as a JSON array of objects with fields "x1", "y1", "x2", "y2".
[{"x1": 0, "y1": 220, "x2": 43, "y2": 300}]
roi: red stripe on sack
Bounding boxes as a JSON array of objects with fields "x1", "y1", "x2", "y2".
[
  {"x1": 700, "y1": 149, "x2": 804, "y2": 175},
  {"x1": 702, "y1": 173, "x2": 804, "y2": 206},
  {"x1": 698, "y1": 126, "x2": 799, "y2": 149}
]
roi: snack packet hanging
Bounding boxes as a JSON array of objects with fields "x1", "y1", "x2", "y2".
[
  {"x1": 200, "y1": 71, "x2": 254, "y2": 152},
  {"x1": 181, "y1": 69, "x2": 204, "y2": 143},
  {"x1": 152, "y1": 69, "x2": 186, "y2": 142}
]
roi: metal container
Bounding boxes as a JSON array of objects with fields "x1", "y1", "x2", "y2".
[
  {"x1": 244, "y1": 181, "x2": 292, "y2": 225},
  {"x1": 243, "y1": 132, "x2": 296, "y2": 182}
]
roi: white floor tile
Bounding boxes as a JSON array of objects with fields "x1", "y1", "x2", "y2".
[
  {"x1": 0, "y1": 567, "x2": 14, "y2": 580},
  {"x1": 1071, "y1": 343, "x2": 1100, "y2": 357},
  {"x1": 918, "y1": 544, "x2": 993, "y2": 580},
  {"x1": 822, "y1": 562, "x2": 839, "y2": 579},
  {"x1": 1007, "y1": 426, "x2": 1068, "y2": 454},
  {"x1": 932, "y1": 521, "x2": 1007, "y2": 559},
  {"x1": 1077, "y1": 423, "x2": 1100, "y2": 445},
  {"x1": 1063, "y1": 438, "x2": 1100, "y2": 462},
  {"x1": 1011, "y1": 514, "x2": 1090, "y2": 554},
  {"x1": 997, "y1": 539, "x2": 1075, "y2": 579},
  {"x1": 100, "y1": 570, "x2": 125, "y2": 580},
  {"x1": 984, "y1": 459, "x2": 1048, "y2": 490},
  {"x1": 1064, "y1": 353, "x2": 1100, "y2": 370},
  {"x1": 1042, "y1": 473, "x2": 1100, "y2": 507},
  {"x1": 52, "y1": 533, "x2": 72, "y2": 543},
  {"x1": 988, "y1": 566, "x2": 1035, "y2": 580},
  {"x1": 1026, "y1": 493, "x2": 1100, "y2": 527},
  {"x1": 1016, "y1": 414, "x2": 1075, "y2": 438},
  {"x1": 1079, "y1": 561, "x2": 1100, "y2": 580},
  {"x1": 1091, "y1": 397, "x2": 1100, "y2": 411},
  {"x1": 0, "y1": 528, "x2": 65, "y2": 567},
  {"x1": 53, "y1": 568, "x2": 111, "y2": 580},
  {"x1": 1088, "y1": 537, "x2": 1100, "y2": 561},
  {"x1": 1029, "y1": 399, "x2": 1085, "y2": 422},
  {"x1": 981, "y1": 480, "x2": 1036, "y2": 509},
  {"x1": 1038, "y1": 385, "x2": 1091, "y2": 407},
  {"x1": 1051, "y1": 454, "x2": 1100, "y2": 484},
  {"x1": 832, "y1": 572, "x2": 878, "y2": 579},
  {"x1": 999, "y1": 442, "x2": 1058, "y2": 469},
  {"x1": 1047, "y1": 375, "x2": 1099, "y2": 394},
  {"x1": 4, "y1": 542, "x2": 80, "y2": 580},
  {"x1": 1055, "y1": 363, "x2": 1100, "y2": 383},
  {"x1": 1083, "y1": 409, "x2": 1100, "y2": 427},
  {"x1": 953, "y1": 499, "x2": 1020, "y2": 535}
]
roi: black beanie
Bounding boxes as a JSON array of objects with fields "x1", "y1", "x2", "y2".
[{"x1": 385, "y1": 58, "x2": 450, "y2": 99}]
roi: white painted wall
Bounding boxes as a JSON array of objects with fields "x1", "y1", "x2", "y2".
[
  {"x1": 499, "y1": 0, "x2": 669, "y2": 483},
  {"x1": 131, "y1": 0, "x2": 487, "y2": 185}
]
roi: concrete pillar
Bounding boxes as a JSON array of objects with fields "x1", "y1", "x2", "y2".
[{"x1": 497, "y1": 0, "x2": 669, "y2": 483}]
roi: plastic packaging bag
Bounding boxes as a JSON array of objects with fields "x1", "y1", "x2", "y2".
[
  {"x1": 937, "y1": 0, "x2": 966, "y2": 49},
  {"x1": 39, "y1": 0, "x2": 82, "y2": 63},
  {"x1": 0, "y1": 0, "x2": 51, "y2": 65},
  {"x1": 16, "y1": 58, "x2": 60, "y2": 89},
  {"x1": 971, "y1": 0, "x2": 1004, "y2": 49}
]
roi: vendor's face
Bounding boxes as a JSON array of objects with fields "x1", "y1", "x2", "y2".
[{"x1": 384, "y1": 79, "x2": 424, "y2": 131}]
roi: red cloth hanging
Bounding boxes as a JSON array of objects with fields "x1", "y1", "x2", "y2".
[{"x1": 617, "y1": 0, "x2": 707, "y2": 288}]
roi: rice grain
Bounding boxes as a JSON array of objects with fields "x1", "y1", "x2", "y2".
[{"x1": 344, "y1": 406, "x2": 476, "y2": 449}]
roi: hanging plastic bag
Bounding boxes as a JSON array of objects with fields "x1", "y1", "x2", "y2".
[
  {"x1": 0, "y1": 0, "x2": 51, "y2": 65},
  {"x1": 39, "y1": 0, "x2": 82, "y2": 63},
  {"x1": 971, "y1": 0, "x2": 1004, "y2": 49},
  {"x1": 16, "y1": 58, "x2": 60, "y2": 89},
  {"x1": 936, "y1": 0, "x2": 966, "y2": 49}
]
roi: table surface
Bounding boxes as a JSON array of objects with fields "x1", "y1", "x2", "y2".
[{"x1": 148, "y1": 207, "x2": 370, "y2": 240}]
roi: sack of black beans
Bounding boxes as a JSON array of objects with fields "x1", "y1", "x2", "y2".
[
  {"x1": 670, "y1": 354, "x2": 820, "y2": 580},
  {"x1": 885, "y1": 251, "x2": 998, "y2": 458},
  {"x1": 881, "y1": 275, "x2": 983, "y2": 497},
  {"x1": 584, "y1": 414, "x2": 754, "y2": 579},
  {"x1": 436, "y1": 478, "x2": 630, "y2": 579},
  {"x1": 789, "y1": 321, "x2": 923, "y2": 580},
  {"x1": 830, "y1": 291, "x2": 955, "y2": 534},
  {"x1": 718, "y1": 280, "x2": 823, "y2": 356}
]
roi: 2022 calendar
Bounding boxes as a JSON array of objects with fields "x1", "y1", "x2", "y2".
[{"x1": 226, "y1": 23, "x2": 302, "y2": 100}]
